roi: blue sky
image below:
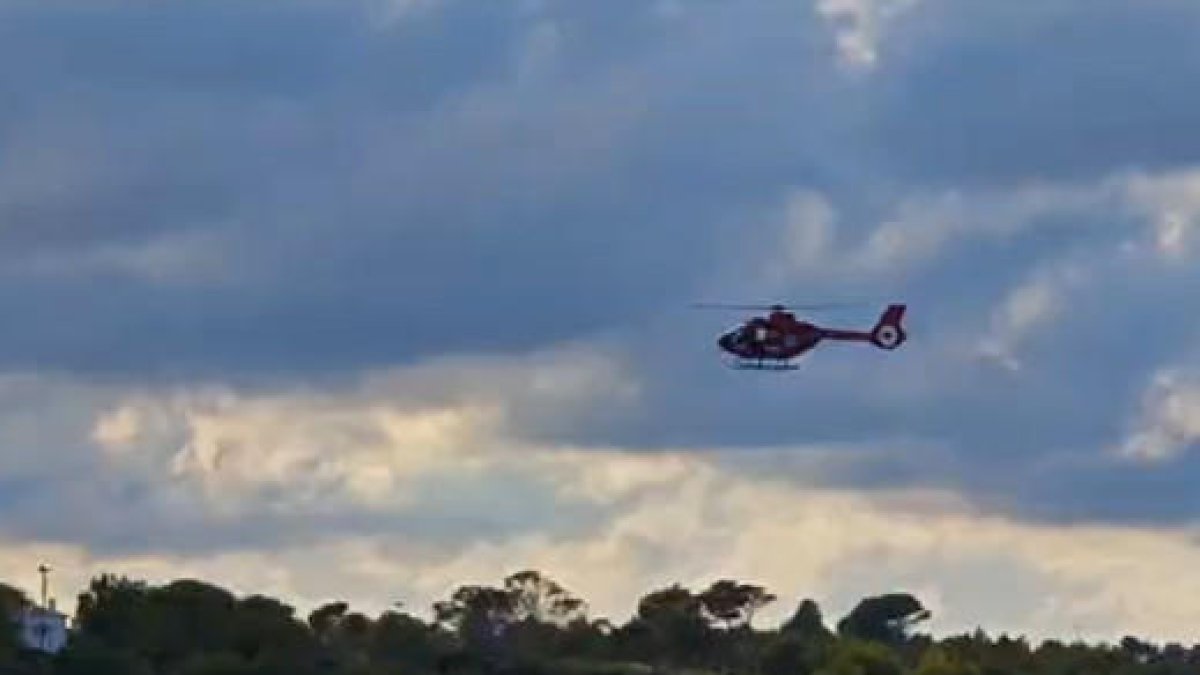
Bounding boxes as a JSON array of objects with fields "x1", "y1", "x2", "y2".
[{"x1": 2, "y1": 0, "x2": 1200, "y2": 643}]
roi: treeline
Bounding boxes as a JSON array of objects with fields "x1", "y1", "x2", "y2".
[{"x1": 1, "y1": 570, "x2": 1198, "y2": 674}]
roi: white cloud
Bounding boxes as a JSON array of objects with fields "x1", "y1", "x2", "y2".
[
  {"x1": 976, "y1": 261, "x2": 1089, "y2": 372},
  {"x1": 757, "y1": 188, "x2": 839, "y2": 288},
  {"x1": 845, "y1": 166, "x2": 1200, "y2": 278},
  {"x1": 743, "y1": 169, "x2": 1199, "y2": 377},
  {"x1": 815, "y1": 0, "x2": 922, "y2": 68},
  {"x1": 11, "y1": 446, "x2": 1200, "y2": 644},
  {"x1": 747, "y1": 177, "x2": 1126, "y2": 291},
  {"x1": 91, "y1": 345, "x2": 641, "y2": 512},
  {"x1": 1120, "y1": 368, "x2": 1200, "y2": 463},
  {"x1": 0, "y1": 349, "x2": 1198, "y2": 643},
  {"x1": 851, "y1": 182, "x2": 1118, "y2": 274},
  {"x1": 1121, "y1": 169, "x2": 1200, "y2": 260}
]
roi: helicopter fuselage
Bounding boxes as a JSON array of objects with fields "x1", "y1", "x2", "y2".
[
  {"x1": 715, "y1": 305, "x2": 906, "y2": 368},
  {"x1": 717, "y1": 311, "x2": 824, "y2": 361}
]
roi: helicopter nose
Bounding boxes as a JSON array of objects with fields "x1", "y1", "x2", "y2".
[{"x1": 718, "y1": 332, "x2": 735, "y2": 352}]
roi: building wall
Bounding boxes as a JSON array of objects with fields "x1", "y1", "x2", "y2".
[{"x1": 14, "y1": 608, "x2": 68, "y2": 654}]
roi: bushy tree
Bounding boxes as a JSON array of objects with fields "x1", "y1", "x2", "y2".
[
  {"x1": 73, "y1": 574, "x2": 152, "y2": 652},
  {"x1": 629, "y1": 584, "x2": 711, "y2": 668},
  {"x1": 915, "y1": 645, "x2": 983, "y2": 675},
  {"x1": 761, "y1": 633, "x2": 826, "y2": 675},
  {"x1": 369, "y1": 610, "x2": 441, "y2": 670},
  {"x1": 504, "y1": 570, "x2": 587, "y2": 626},
  {"x1": 837, "y1": 593, "x2": 931, "y2": 645},
  {"x1": 698, "y1": 580, "x2": 776, "y2": 630},
  {"x1": 0, "y1": 570, "x2": 1195, "y2": 675},
  {"x1": 0, "y1": 583, "x2": 31, "y2": 663},
  {"x1": 818, "y1": 639, "x2": 906, "y2": 675}
]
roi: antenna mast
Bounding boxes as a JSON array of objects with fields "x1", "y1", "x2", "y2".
[{"x1": 37, "y1": 564, "x2": 50, "y2": 608}]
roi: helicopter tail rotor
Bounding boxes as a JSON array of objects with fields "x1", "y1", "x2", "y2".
[{"x1": 870, "y1": 304, "x2": 907, "y2": 349}]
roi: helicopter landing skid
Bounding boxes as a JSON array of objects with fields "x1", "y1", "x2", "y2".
[{"x1": 725, "y1": 358, "x2": 801, "y2": 371}]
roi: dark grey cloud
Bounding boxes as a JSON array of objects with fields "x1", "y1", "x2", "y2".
[
  {"x1": 526, "y1": 204, "x2": 1200, "y2": 527},
  {"x1": 868, "y1": 0, "x2": 1200, "y2": 186},
  {"x1": 0, "y1": 0, "x2": 844, "y2": 380}
]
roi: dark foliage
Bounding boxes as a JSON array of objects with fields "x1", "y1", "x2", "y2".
[{"x1": 0, "y1": 571, "x2": 1196, "y2": 675}]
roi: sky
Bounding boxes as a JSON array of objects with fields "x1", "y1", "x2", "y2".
[{"x1": 2, "y1": 0, "x2": 1200, "y2": 645}]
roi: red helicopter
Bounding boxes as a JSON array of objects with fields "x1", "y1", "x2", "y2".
[{"x1": 695, "y1": 302, "x2": 908, "y2": 370}]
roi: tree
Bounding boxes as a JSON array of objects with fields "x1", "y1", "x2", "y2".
[
  {"x1": 54, "y1": 635, "x2": 154, "y2": 675},
  {"x1": 782, "y1": 599, "x2": 832, "y2": 639},
  {"x1": 434, "y1": 585, "x2": 518, "y2": 635},
  {"x1": 73, "y1": 574, "x2": 152, "y2": 652},
  {"x1": 173, "y1": 652, "x2": 257, "y2": 675},
  {"x1": 504, "y1": 570, "x2": 587, "y2": 626},
  {"x1": 817, "y1": 639, "x2": 906, "y2": 675},
  {"x1": 0, "y1": 583, "x2": 30, "y2": 661},
  {"x1": 229, "y1": 595, "x2": 313, "y2": 663},
  {"x1": 433, "y1": 582, "x2": 524, "y2": 667},
  {"x1": 761, "y1": 633, "x2": 826, "y2": 675},
  {"x1": 369, "y1": 610, "x2": 440, "y2": 671},
  {"x1": 304, "y1": 602, "x2": 376, "y2": 672},
  {"x1": 636, "y1": 585, "x2": 703, "y2": 626},
  {"x1": 837, "y1": 593, "x2": 931, "y2": 644},
  {"x1": 0, "y1": 583, "x2": 28, "y2": 616},
  {"x1": 698, "y1": 580, "x2": 776, "y2": 630},
  {"x1": 307, "y1": 602, "x2": 349, "y2": 641},
  {"x1": 762, "y1": 599, "x2": 836, "y2": 675},
  {"x1": 632, "y1": 584, "x2": 711, "y2": 668},
  {"x1": 141, "y1": 579, "x2": 239, "y2": 669},
  {"x1": 915, "y1": 645, "x2": 982, "y2": 675},
  {"x1": 1121, "y1": 636, "x2": 1157, "y2": 664},
  {"x1": 10, "y1": 569, "x2": 1200, "y2": 675}
]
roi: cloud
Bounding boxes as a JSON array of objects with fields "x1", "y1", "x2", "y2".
[
  {"x1": 1121, "y1": 369, "x2": 1200, "y2": 463},
  {"x1": 6, "y1": 0, "x2": 1200, "y2": 643},
  {"x1": 0, "y1": 345, "x2": 635, "y2": 554},
  {"x1": 4, "y1": 0, "x2": 1194, "y2": 380},
  {"x1": 1122, "y1": 169, "x2": 1200, "y2": 260},
  {"x1": 0, "y1": 0, "x2": 781, "y2": 378},
  {"x1": 815, "y1": 0, "x2": 921, "y2": 68},
  {"x1": 975, "y1": 260, "x2": 1089, "y2": 373},
  {"x1": 1, "y1": 331, "x2": 1199, "y2": 643},
  {"x1": 849, "y1": 181, "x2": 1119, "y2": 274},
  {"x1": 867, "y1": 0, "x2": 1200, "y2": 186},
  {"x1": 10, "y1": 435, "x2": 1200, "y2": 644}
]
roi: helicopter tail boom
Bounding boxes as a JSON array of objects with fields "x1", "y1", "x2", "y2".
[{"x1": 819, "y1": 304, "x2": 907, "y2": 350}]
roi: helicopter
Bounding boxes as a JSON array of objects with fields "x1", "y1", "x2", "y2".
[{"x1": 695, "y1": 302, "x2": 907, "y2": 370}]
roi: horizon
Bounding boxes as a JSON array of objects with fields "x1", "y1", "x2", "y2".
[{"x1": 0, "y1": 565, "x2": 1166, "y2": 647}]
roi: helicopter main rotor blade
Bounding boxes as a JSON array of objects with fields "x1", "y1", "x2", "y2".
[{"x1": 690, "y1": 301, "x2": 866, "y2": 311}]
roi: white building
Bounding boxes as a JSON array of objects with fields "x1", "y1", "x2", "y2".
[{"x1": 14, "y1": 601, "x2": 68, "y2": 654}]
